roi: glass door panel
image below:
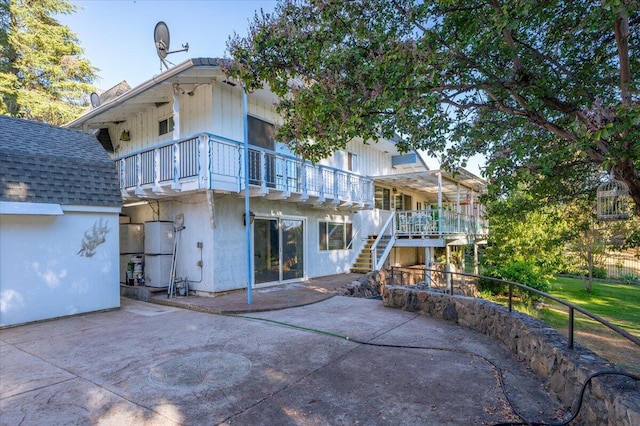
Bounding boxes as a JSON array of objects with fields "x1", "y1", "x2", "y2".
[
  {"x1": 281, "y1": 219, "x2": 303, "y2": 281},
  {"x1": 254, "y1": 218, "x2": 279, "y2": 284}
]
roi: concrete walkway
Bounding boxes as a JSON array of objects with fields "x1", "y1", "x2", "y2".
[
  {"x1": 142, "y1": 273, "x2": 361, "y2": 314},
  {"x1": 1, "y1": 286, "x2": 568, "y2": 425}
]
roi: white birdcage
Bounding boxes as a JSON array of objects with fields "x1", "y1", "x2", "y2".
[{"x1": 597, "y1": 175, "x2": 631, "y2": 221}]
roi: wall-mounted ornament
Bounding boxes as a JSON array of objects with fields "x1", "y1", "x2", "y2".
[
  {"x1": 77, "y1": 218, "x2": 109, "y2": 257},
  {"x1": 120, "y1": 130, "x2": 130, "y2": 141}
]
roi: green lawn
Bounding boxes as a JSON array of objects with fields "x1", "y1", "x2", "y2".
[
  {"x1": 543, "y1": 276, "x2": 640, "y2": 334},
  {"x1": 536, "y1": 276, "x2": 640, "y2": 371}
]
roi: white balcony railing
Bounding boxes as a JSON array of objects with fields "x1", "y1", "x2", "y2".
[
  {"x1": 395, "y1": 209, "x2": 488, "y2": 237},
  {"x1": 114, "y1": 133, "x2": 374, "y2": 208}
]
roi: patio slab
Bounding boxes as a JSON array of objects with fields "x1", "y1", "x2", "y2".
[{"x1": 0, "y1": 296, "x2": 566, "y2": 425}]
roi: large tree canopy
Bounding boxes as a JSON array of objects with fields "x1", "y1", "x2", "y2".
[
  {"x1": 0, "y1": 0, "x2": 97, "y2": 125},
  {"x1": 227, "y1": 0, "x2": 640, "y2": 215}
]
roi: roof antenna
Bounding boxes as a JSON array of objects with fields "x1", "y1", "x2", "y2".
[{"x1": 154, "y1": 21, "x2": 189, "y2": 72}]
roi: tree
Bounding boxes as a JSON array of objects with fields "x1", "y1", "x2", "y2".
[
  {"x1": 0, "y1": 0, "x2": 97, "y2": 125},
  {"x1": 483, "y1": 189, "x2": 571, "y2": 275},
  {"x1": 226, "y1": 0, "x2": 640, "y2": 215}
]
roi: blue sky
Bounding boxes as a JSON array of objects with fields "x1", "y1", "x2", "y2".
[{"x1": 59, "y1": 0, "x2": 276, "y2": 90}]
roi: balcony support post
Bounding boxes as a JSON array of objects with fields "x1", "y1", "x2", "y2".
[
  {"x1": 301, "y1": 162, "x2": 309, "y2": 201},
  {"x1": 260, "y1": 151, "x2": 268, "y2": 194},
  {"x1": 172, "y1": 143, "x2": 182, "y2": 191},
  {"x1": 437, "y1": 172, "x2": 443, "y2": 236},
  {"x1": 152, "y1": 148, "x2": 163, "y2": 194},
  {"x1": 198, "y1": 134, "x2": 210, "y2": 190}
]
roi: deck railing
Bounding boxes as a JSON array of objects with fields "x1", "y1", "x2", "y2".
[
  {"x1": 114, "y1": 133, "x2": 374, "y2": 207},
  {"x1": 395, "y1": 209, "x2": 488, "y2": 237}
]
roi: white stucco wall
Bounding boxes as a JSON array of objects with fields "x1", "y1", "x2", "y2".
[
  {"x1": 0, "y1": 209, "x2": 120, "y2": 327},
  {"x1": 121, "y1": 193, "x2": 216, "y2": 294}
]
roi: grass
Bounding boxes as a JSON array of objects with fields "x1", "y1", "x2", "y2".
[
  {"x1": 479, "y1": 276, "x2": 640, "y2": 371},
  {"x1": 533, "y1": 276, "x2": 640, "y2": 372}
]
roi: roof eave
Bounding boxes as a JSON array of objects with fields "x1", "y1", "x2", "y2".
[{"x1": 65, "y1": 57, "x2": 221, "y2": 129}]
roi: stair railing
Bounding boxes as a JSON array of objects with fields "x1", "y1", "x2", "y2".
[
  {"x1": 347, "y1": 220, "x2": 367, "y2": 251},
  {"x1": 371, "y1": 212, "x2": 396, "y2": 271}
]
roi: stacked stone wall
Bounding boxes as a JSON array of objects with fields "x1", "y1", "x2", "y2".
[{"x1": 381, "y1": 285, "x2": 640, "y2": 426}]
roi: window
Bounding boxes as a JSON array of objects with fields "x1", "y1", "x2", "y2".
[
  {"x1": 374, "y1": 186, "x2": 391, "y2": 210},
  {"x1": 394, "y1": 193, "x2": 412, "y2": 211},
  {"x1": 319, "y1": 221, "x2": 353, "y2": 251},
  {"x1": 159, "y1": 116, "x2": 175, "y2": 136},
  {"x1": 248, "y1": 115, "x2": 275, "y2": 150},
  {"x1": 348, "y1": 152, "x2": 358, "y2": 172}
]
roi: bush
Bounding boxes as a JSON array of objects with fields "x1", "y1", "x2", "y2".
[
  {"x1": 592, "y1": 266, "x2": 607, "y2": 279},
  {"x1": 479, "y1": 261, "x2": 550, "y2": 299},
  {"x1": 478, "y1": 267, "x2": 508, "y2": 295},
  {"x1": 620, "y1": 274, "x2": 640, "y2": 285}
]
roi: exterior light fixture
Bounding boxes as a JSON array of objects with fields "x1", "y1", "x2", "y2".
[
  {"x1": 120, "y1": 130, "x2": 131, "y2": 141},
  {"x1": 243, "y1": 211, "x2": 255, "y2": 225}
]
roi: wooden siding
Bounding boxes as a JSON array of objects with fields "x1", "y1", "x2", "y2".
[{"x1": 109, "y1": 79, "x2": 395, "y2": 177}]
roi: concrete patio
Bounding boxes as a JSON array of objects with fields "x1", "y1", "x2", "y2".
[{"x1": 0, "y1": 291, "x2": 568, "y2": 425}]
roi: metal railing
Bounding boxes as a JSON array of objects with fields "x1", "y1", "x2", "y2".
[{"x1": 389, "y1": 266, "x2": 640, "y2": 352}]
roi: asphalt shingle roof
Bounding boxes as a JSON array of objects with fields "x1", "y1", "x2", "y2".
[{"x1": 0, "y1": 116, "x2": 121, "y2": 207}]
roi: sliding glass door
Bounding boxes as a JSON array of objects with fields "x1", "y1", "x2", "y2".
[{"x1": 253, "y1": 217, "x2": 304, "y2": 285}]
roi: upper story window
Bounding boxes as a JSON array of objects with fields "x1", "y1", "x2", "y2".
[
  {"x1": 248, "y1": 115, "x2": 275, "y2": 150},
  {"x1": 159, "y1": 116, "x2": 174, "y2": 136},
  {"x1": 348, "y1": 152, "x2": 358, "y2": 172}
]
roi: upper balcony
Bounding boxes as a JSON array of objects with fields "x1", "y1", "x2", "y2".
[{"x1": 114, "y1": 133, "x2": 374, "y2": 210}]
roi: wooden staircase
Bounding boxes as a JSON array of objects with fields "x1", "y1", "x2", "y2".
[{"x1": 351, "y1": 235, "x2": 391, "y2": 273}]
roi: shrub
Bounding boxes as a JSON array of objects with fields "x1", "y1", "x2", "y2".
[
  {"x1": 620, "y1": 274, "x2": 640, "y2": 285},
  {"x1": 479, "y1": 261, "x2": 550, "y2": 299},
  {"x1": 592, "y1": 266, "x2": 607, "y2": 279}
]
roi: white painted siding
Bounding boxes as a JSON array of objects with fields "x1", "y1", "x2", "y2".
[{"x1": 319, "y1": 139, "x2": 395, "y2": 176}]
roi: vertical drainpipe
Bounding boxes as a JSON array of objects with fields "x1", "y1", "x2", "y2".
[
  {"x1": 243, "y1": 89, "x2": 252, "y2": 305},
  {"x1": 437, "y1": 172, "x2": 443, "y2": 237}
]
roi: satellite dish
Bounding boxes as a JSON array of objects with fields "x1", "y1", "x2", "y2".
[
  {"x1": 154, "y1": 21, "x2": 189, "y2": 71},
  {"x1": 154, "y1": 21, "x2": 170, "y2": 59},
  {"x1": 90, "y1": 92, "x2": 101, "y2": 108}
]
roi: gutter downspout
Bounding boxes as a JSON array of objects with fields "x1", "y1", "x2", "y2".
[{"x1": 243, "y1": 89, "x2": 252, "y2": 305}]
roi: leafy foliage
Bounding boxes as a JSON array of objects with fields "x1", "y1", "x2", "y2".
[
  {"x1": 480, "y1": 260, "x2": 550, "y2": 300},
  {"x1": 0, "y1": 0, "x2": 97, "y2": 124},
  {"x1": 483, "y1": 189, "x2": 571, "y2": 274},
  {"x1": 227, "y1": 0, "x2": 640, "y2": 215}
]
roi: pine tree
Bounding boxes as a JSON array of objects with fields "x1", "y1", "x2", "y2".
[{"x1": 0, "y1": 0, "x2": 97, "y2": 125}]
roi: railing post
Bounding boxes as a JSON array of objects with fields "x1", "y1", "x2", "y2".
[
  {"x1": 508, "y1": 282, "x2": 513, "y2": 312},
  {"x1": 237, "y1": 145, "x2": 243, "y2": 193},
  {"x1": 153, "y1": 148, "x2": 161, "y2": 189},
  {"x1": 318, "y1": 166, "x2": 325, "y2": 202},
  {"x1": 282, "y1": 158, "x2": 289, "y2": 191},
  {"x1": 172, "y1": 143, "x2": 181, "y2": 190},
  {"x1": 301, "y1": 162, "x2": 308, "y2": 200},
  {"x1": 260, "y1": 150, "x2": 267, "y2": 193},
  {"x1": 119, "y1": 159, "x2": 126, "y2": 192},
  {"x1": 568, "y1": 307, "x2": 574, "y2": 349},
  {"x1": 198, "y1": 134, "x2": 209, "y2": 190}
]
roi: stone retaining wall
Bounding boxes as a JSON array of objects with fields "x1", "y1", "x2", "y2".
[{"x1": 381, "y1": 285, "x2": 640, "y2": 426}]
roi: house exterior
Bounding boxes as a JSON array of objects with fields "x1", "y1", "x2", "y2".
[
  {"x1": 66, "y1": 57, "x2": 487, "y2": 296},
  {"x1": 0, "y1": 116, "x2": 121, "y2": 327}
]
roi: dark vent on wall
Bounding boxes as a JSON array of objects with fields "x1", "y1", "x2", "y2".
[{"x1": 97, "y1": 128, "x2": 114, "y2": 153}]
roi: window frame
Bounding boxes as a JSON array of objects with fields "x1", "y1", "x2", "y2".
[
  {"x1": 347, "y1": 152, "x2": 358, "y2": 172},
  {"x1": 158, "y1": 116, "x2": 175, "y2": 136},
  {"x1": 374, "y1": 186, "x2": 391, "y2": 210},
  {"x1": 318, "y1": 220, "x2": 353, "y2": 251}
]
